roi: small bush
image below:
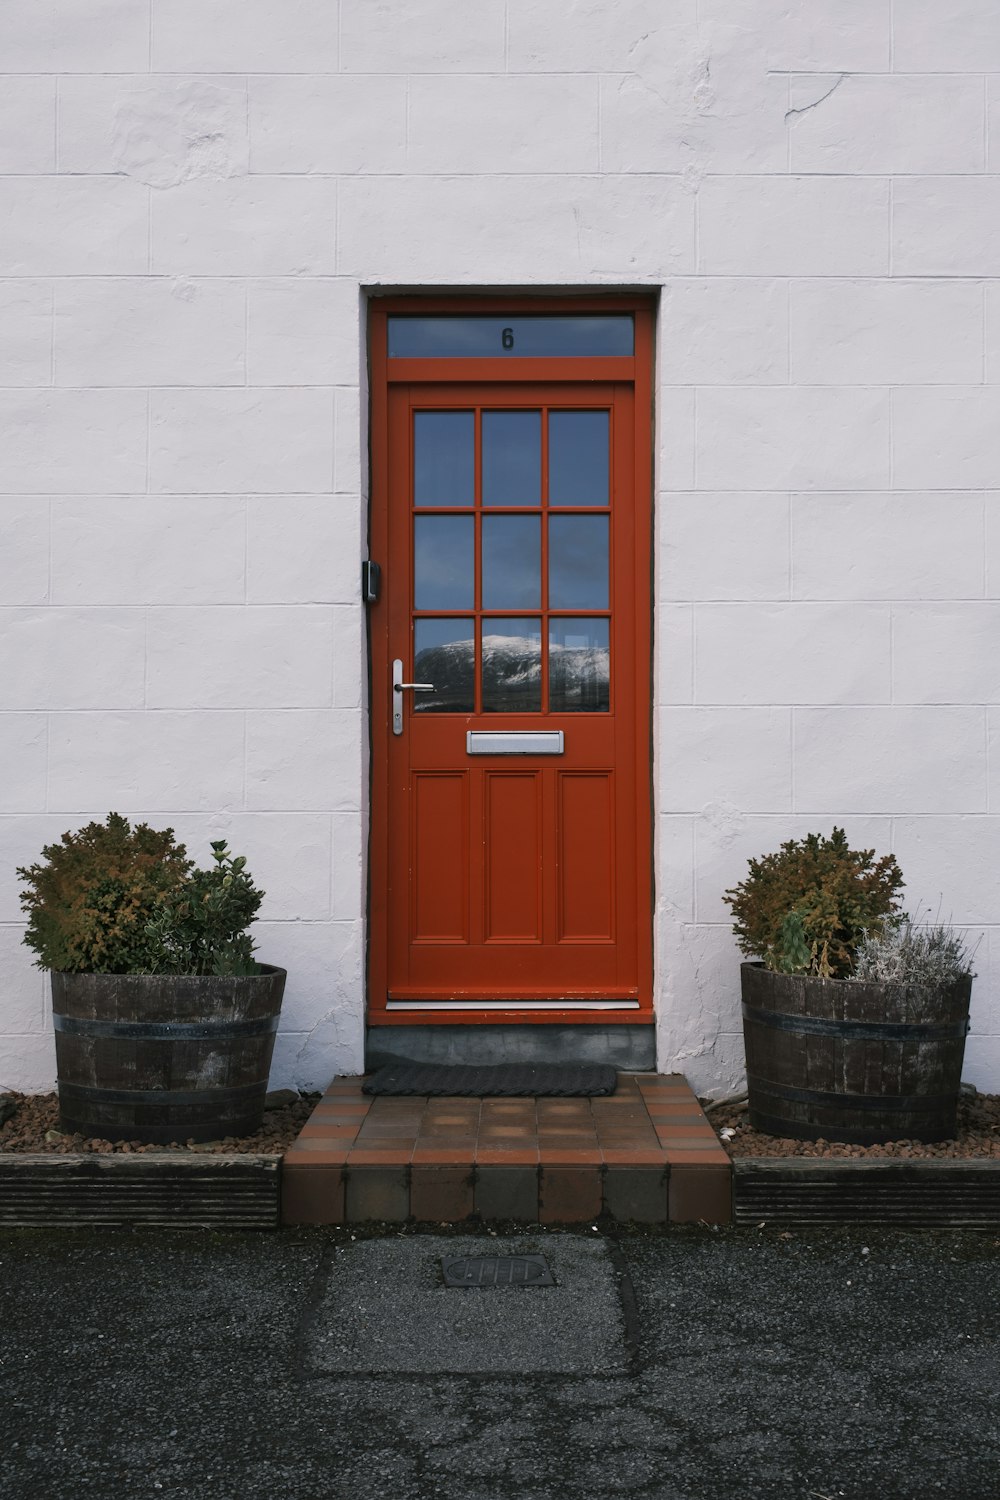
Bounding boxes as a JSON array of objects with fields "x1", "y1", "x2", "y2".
[
  {"x1": 17, "y1": 814, "x2": 264, "y2": 976},
  {"x1": 854, "y1": 917, "x2": 976, "y2": 992},
  {"x1": 143, "y1": 840, "x2": 263, "y2": 977},
  {"x1": 17, "y1": 813, "x2": 192, "y2": 973},
  {"x1": 724, "y1": 826, "x2": 905, "y2": 979}
]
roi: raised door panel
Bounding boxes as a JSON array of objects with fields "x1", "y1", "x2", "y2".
[
  {"x1": 484, "y1": 771, "x2": 542, "y2": 942},
  {"x1": 411, "y1": 772, "x2": 469, "y2": 943},
  {"x1": 557, "y1": 771, "x2": 614, "y2": 942}
]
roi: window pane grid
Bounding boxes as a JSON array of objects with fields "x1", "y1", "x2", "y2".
[{"x1": 411, "y1": 404, "x2": 612, "y2": 713}]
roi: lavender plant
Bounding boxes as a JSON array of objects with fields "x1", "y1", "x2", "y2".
[{"x1": 853, "y1": 916, "x2": 976, "y2": 992}]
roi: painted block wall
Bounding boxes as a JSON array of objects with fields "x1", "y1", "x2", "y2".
[{"x1": 1, "y1": 0, "x2": 999, "y2": 1098}]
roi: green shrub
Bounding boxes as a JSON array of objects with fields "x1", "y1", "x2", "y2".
[
  {"x1": 723, "y1": 827, "x2": 905, "y2": 979},
  {"x1": 143, "y1": 840, "x2": 263, "y2": 976},
  {"x1": 17, "y1": 814, "x2": 264, "y2": 977}
]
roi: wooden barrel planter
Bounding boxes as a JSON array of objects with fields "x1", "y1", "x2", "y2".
[
  {"x1": 741, "y1": 962, "x2": 972, "y2": 1145},
  {"x1": 51, "y1": 966, "x2": 287, "y2": 1144}
]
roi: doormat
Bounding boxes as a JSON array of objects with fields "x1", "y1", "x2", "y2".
[{"x1": 362, "y1": 1063, "x2": 618, "y2": 1097}]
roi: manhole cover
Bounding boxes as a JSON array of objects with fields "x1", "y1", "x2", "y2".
[{"x1": 441, "y1": 1254, "x2": 555, "y2": 1288}]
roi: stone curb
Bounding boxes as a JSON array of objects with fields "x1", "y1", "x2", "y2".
[
  {"x1": 5, "y1": 1150, "x2": 1000, "y2": 1233},
  {"x1": 734, "y1": 1157, "x2": 1000, "y2": 1228},
  {"x1": 0, "y1": 1152, "x2": 282, "y2": 1229}
]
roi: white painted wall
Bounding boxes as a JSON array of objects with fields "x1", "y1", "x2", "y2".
[{"x1": 2, "y1": 0, "x2": 999, "y2": 1097}]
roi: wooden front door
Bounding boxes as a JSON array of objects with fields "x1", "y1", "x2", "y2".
[{"x1": 369, "y1": 301, "x2": 653, "y2": 1028}]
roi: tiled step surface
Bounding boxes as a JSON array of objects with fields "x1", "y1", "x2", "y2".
[{"x1": 282, "y1": 1072, "x2": 731, "y2": 1226}]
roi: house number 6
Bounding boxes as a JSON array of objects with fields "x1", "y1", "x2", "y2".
[{"x1": 502, "y1": 327, "x2": 514, "y2": 349}]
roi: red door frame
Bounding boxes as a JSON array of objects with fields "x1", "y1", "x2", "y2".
[{"x1": 368, "y1": 294, "x2": 654, "y2": 1027}]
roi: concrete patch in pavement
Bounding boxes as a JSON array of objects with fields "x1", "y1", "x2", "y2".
[{"x1": 302, "y1": 1233, "x2": 631, "y2": 1376}]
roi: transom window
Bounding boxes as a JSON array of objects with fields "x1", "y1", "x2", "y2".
[{"x1": 389, "y1": 314, "x2": 634, "y2": 359}]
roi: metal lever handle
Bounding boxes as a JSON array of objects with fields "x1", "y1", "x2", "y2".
[{"x1": 392, "y1": 658, "x2": 435, "y2": 735}]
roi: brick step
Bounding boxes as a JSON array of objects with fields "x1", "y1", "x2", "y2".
[{"x1": 281, "y1": 1072, "x2": 732, "y2": 1226}]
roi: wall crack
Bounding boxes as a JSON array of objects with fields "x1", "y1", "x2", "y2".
[{"x1": 784, "y1": 73, "x2": 846, "y2": 122}]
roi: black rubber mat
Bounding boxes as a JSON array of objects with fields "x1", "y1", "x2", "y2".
[{"x1": 362, "y1": 1063, "x2": 618, "y2": 1097}]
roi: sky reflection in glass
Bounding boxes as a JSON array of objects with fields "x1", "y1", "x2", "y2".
[
  {"x1": 414, "y1": 515, "x2": 474, "y2": 609},
  {"x1": 548, "y1": 411, "x2": 609, "y2": 507},
  {"x1": 482, "y1": 410, "x2": 541, "y2": 506},
  {"x1": 413, "y1": 411, "x2": 474, "y2": 506},
  {"x1": 549, "y1": 515, "x2": 609, "y2": 609},
  {"x1": 482, "y1": 515, "x2": 540, "y2": 609}
]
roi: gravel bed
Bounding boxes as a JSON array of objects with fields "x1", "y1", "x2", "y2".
[
  {"x1": 0, "y1": 1089, "x2": 318, "y2": 1155},
  {"x1": 9, "y1": 1084, "x2": 1000, "y2": 1163},
  {"x1": 705, "y1": 1087, "x2": 1000, "y2": 1159}
]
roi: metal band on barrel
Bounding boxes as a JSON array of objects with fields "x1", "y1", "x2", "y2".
[
  {"x1": 742, "y1": 1002, "x2": 969, "y2": 1043},
  {"x1": 54, "y1": 1079, "x2": 267, "y2": 1107},
  {"x1": 53, "y1": 1014, "x2": 280, "y2": 1041},
  {"x1": 745, "y1": 1076, "x2": 958, "y2": 1112}
]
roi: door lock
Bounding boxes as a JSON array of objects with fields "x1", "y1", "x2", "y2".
[
  {"x1": 361, "y1": 560, "x2": 381, "y2": 603},
  {"x1": 392, "y1": 658, "x2": 435, "y2": 734}
]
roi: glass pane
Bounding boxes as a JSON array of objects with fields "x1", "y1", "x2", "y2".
[
  {"x1": 413, "y1": 619, "x2": 474, "y2": 714},
  {"x1": 549, "y1": 411, "x2": 609, "y2": 507},
  {"x1": 413, "y1": 411, "x2": 474, "y2": 506},
  {"x1": 482, "y1": 410, "x2": 541, "y2": 506},
  {"x1": 482, "y1": 515, "x2": 540, "y2": 609},
  {"x1": 414, "y1": 515, "x2": 474, "y2": 609},
  {"x1": 549, "y1": 515, "x2": 609, "y2": 609},
  {"x1": 549, "y1": 619, "x2": 610, "y2": 713},
  {"x1": 389, "y1": 316, "x2": 634, "y2": 359},
  {"x1": 482, "y1": 618, "x2": 542, "y2": 713}
]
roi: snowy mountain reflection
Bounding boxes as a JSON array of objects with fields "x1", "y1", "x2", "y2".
[{"x1": 414, "y1": 633, "x2": 609, "y2": 714}]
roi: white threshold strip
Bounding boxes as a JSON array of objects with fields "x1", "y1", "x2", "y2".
[{"x1": 386, "y1": 998, "x2": 642, "y2": 1011}]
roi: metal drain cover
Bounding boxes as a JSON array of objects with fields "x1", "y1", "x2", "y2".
[{"x1": 441, "y1": 1253, "x2": 555, "y2": 1288}]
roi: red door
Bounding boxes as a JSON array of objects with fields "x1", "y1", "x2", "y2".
[{"x1": 369, "y1": 302, "x2": 653, "y2": 1027}]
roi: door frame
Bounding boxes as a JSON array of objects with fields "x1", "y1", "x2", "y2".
[{"x1": 367, "y1": 292, "x2": 655, "y2": 1028}]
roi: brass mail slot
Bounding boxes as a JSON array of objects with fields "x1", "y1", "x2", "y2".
[{"x1": 466, "y1": 731, "x2": 565, "y2": 756}]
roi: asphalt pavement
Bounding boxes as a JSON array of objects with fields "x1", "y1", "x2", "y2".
[{"x1": 1, "y1": 1221, "x2": 998, "y2": 1500}]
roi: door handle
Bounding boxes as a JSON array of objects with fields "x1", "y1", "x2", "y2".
[{"x1": 392, "y1": 658, "x2": 435, "y2": 734}]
